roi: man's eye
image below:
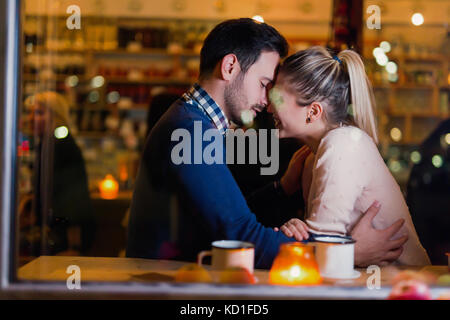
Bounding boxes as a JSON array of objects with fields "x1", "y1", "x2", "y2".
[{"x1": 261, "y1": 82, "x2": 266, "y2": 88}]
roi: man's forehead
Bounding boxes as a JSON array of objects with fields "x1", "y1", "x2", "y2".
[{"x1": 250, "y1": 52, "x2": 280, "y2": 80}]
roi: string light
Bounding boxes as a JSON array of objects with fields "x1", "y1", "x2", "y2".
[
  {"x1": 91, "y1": 75, "x2": 105, "y2": 88},
  {"x1": 65, "y1": 75, "x2": 79, "y2": 88},
  {"x1": 390, "y1": 128, "x2": 402, "y2": 142},
  {"x1": 376, "y1": 54, "x2": 388, "y2": 66},
  {"x1": 411, "y1": 13, "x2": 424, "y2": 26},
  {"x1": 445, "y1": 133, "x2": 450, "y2": 145},
  {"x1": 410, "y1": 151, "x2": 422, "y2": 164},
  {"x1": 54, "y1": 126, "x2": 69, "y2": 139},
  {"x1": 380, "y1": 41, "x2": 391, "y2": 53},
  {"x1": 432, "y1": 155, "x2": 443, "y2": 168},
  {"x1": 386, "y1": 62, "x2": 398, "y2": 74},
  {"x1": 389, "y1": 160, "x2": 402, "y2": 173}
]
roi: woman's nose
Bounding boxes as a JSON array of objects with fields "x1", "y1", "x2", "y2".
[{"x1": 267, "y1": 102, "x2": 274, "y2": 114}]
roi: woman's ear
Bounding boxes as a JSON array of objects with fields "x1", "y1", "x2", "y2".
[
  {"x1": 308, "y1": 102, "x2": 324, "y2": 123},
  {"x1": 220, "y1": 53, "x2": 240, "y2": 81}
]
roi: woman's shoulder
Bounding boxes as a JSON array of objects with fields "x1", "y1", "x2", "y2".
[
  {"x1": 321, "y1": 126, "x2": 374, "y2": 149},
  {"x1": 317, "y1": 126, "x2": 378, "y2": 162}
]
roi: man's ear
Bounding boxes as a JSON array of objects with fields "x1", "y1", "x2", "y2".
[
  {"x1": 220, "y1": 54, "x2": 240, "y2": 81},
  {"x1": 309, "y1": 102, "x2": 324, "y2": 122}
]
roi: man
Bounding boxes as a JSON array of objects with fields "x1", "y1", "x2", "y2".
[{"x1": 126, "y1": 18, "x2": 407, "y2": 268}]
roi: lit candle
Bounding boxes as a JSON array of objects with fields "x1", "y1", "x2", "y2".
[
  {"x1": 269, "y1": 242, "x2": 322, "y2": 286},
  {"x1": 99, "y1": 174, "x2": 119, "y2": 199}
]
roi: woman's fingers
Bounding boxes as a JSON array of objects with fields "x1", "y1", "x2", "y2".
[
  {"x1": 278, "y1": 219, "x2": 311, "y2": 241},
  {"x1": 281, "y1": 224, "x2": 302, "y2": 240},
  {"x1": 286, "y1": 220, "x2": 302, "y2": 240},
  {"x1": 281, "y1": 219, "x2": 309, "y2": 241},
  {"x1": 280, "y1": 225, "x2": 293, "y2": 238},
  {"x1": 289, "y1": 223, "x2": 303, "y2": 241},
  {"x1": 289, "y1": 219, "x2": 309, "y2": 239}
]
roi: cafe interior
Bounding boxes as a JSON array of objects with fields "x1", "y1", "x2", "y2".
[{"x1": 0, "y1": 0, "x2": 449, "y2": 299}]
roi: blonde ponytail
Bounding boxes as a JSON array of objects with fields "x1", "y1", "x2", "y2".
[
  {"x1": 279, "y1": 46, "x2": 378, "y2": 144},
  {"x1": 338, "y1": 50, "x2": 378, "y2": 144}
]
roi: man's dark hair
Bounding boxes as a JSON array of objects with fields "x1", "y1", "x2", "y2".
[{"x1": 199, "y1": 18, "x2": 288, "y2": 79}]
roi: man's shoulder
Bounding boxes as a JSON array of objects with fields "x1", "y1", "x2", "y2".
[
  {"x1": 144, "y1": 98, "x2": 217, "y2": 157},
  {"x1": 157, "y1": 99, "x2": 215, "y2": 132}
]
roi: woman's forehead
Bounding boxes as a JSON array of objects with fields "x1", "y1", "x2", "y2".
[{"x1": 24, "y1": 102, "x2": 46, "y2": 112}]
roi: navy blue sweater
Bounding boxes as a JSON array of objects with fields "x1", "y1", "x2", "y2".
[{"x1": 126, "y1": 99, "x2": 292, "y2": 269}]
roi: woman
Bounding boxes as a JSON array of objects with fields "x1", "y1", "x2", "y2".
[
  {"x1": 20, "y1": 91, "x2": 95, "y2": 257},
  {"x1": 268, "y1": 46, "x2": 430, "y2": 265}
]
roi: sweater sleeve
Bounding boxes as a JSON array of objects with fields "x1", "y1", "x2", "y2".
[
  {"x1": 168, "y1": 122, "x2": 293, "y2": 269},
  {"x1": 306, "y1": 127, "x2": 370, "y2": 236}
]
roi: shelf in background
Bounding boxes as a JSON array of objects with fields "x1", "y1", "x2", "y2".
[
  {"x1": 23, "y1": 74, "x2": 196, "y2": 86},
  {"x1": 384, "y1": 111, "x2": 448, "y2": 119},
  {"x1": 23, "y1": 74, "x2": 87, "y2": 82},
  {"x1": 25, "y1": 47, "x2": 200, "y2": 57},
  {"x1": 365, "y1": 54, "x2": 449, "y2": 63},
  {"x1": 75, "y1": 131, "x2": 121, "y2": 139},
  {"x1": 92, "y1": 49, "x2": 200, "y2": 57},
  {"x1": 105, "y1": 76, "x2": 195, "y2": 86},
  {"x1": 381, "y1": 139, "x2": 426, "y2": 146},
  {"x1": 373, "y1": 83, "x2": 448, "y2": 90}
]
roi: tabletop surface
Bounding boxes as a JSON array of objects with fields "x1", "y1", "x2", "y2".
[
  {"x1": 17, "y1": 256, "x2": 449, "y2": 299},
  {"x1": 18, "y1": 255, "x2": 448, "y2": 285}
]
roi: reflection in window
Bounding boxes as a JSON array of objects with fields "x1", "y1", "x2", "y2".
[{"x1": 18, "y1": 92, "x2": 95, "y2": 265}]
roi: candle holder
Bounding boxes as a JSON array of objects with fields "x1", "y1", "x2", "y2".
[
  {"x1": 99, "y1": 174, "x2": 119, "y2": 199},
  {"x1": 269, "y1": 242, "x2": 322, "y2": 286}
]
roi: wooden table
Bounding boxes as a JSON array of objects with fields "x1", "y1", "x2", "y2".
[{"x1": 17, "y1": 256, "x2": 450, "y2": 299}]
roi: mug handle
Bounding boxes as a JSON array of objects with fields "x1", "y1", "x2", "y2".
[{"x1": 197, "y1": 250, "x2": 212, "y2": 266}]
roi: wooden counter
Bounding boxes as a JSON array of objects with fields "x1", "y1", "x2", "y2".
[{"x1": 15, "y1": 256, "x2": 449, "y2": 299}]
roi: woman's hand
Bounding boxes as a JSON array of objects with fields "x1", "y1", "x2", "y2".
[
  {"x1": 280, "y1": 146, "x2": 312, "y2": 196},
  {"x1": 274, "y1": 218, "x2": 310, "y2": 241}
]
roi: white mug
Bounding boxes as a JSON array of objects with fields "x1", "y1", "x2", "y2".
[
  {"x1": 308, "y1": 235, "x2": 359, "y2": 279},
  {"x1": 197, "y1": 240, "x2": 255, "y2": 273}
]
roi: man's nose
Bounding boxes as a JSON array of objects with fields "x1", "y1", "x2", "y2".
[{"x1": 261, "y1": 95, "x2": 268, "y2": 108}]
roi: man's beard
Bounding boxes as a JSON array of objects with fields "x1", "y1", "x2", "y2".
[{"x1": 224, "y1": 72, "x2": 248, "y2": 127}]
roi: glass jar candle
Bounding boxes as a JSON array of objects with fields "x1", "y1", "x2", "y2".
[{"x1": 269, "y1": 242, "x2": 322, "y2": 286}]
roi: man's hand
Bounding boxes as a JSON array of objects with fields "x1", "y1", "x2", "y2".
[
  {"x1": 351, "y1": 201, "x2": 408, "y2": 267},
  {"x1": 280, "y1": 146, "x2": 311, "y2": 196}
]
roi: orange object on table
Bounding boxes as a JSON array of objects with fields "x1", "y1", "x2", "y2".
[
  {"x1": 269, "y1": 242, "x2": 322, "y2": 286},
  {"x1": 99, "y1": 174, "x2": 119, "y2": 199}
]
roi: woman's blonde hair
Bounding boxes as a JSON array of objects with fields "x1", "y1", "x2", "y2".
[
  {"x1": 24, "y1": 91, "x2": 71, "y2": 129},
  {"x1": 279, "y1": 46, "x2": 378, "y2": 143}
]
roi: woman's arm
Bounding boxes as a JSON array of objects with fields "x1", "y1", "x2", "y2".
[
  {"x1": 306, "y1": 128, "x2": 370, "y2": 235},
  {"x1": 301, "y1": 153, "x2": 315, "y2": 205}
]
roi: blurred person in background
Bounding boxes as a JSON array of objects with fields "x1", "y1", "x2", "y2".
[
  {"x1": 19, "y1": 91, "x2": 96, "y2": 259},
  {"x1": 145, "y1": 91, "x2": 180, "y2": 138},
  {"x1": 407, "y1": 118, "x2": 450, "y2": 265}
]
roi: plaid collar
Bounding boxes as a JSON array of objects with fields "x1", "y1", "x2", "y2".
[{"x1": 182, "y1": 83, "x2": 229, "y2": 135}]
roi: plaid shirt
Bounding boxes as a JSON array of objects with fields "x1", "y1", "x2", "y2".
[{"x1": 182, "y1": 83, "x2": 230, "y2": 135}]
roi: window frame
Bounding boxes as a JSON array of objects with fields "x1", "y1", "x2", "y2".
[{"x1": 1, "y1": 0, "x2": 447, "y2": 300}]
